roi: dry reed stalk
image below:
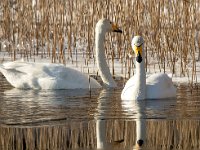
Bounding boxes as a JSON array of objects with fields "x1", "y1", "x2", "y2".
[{"x1": 1, "y1": 0, "x2": 200, "y2": 87}]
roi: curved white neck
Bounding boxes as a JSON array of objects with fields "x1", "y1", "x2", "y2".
[
  {"x1": 135, "y1": 48, "x2": 146, "y2": 100},
  {"x1": 95, "y1": 28, "x2": 117, "y2": 88}
]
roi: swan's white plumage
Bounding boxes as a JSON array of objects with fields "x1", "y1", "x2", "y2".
[
  {"x1": 121, "y1": 36, "x2": 176, "y2": 100},
  {"x1": 146, "y1": 73, "x2": 176, "y2": 99},
  {"x1": 0, "y1": 61, "x2": 101, "y2": 89},
  {"x1": 0, "y1": 19, "x2": 122, "y2": 90},
  {"x1": 95, "y1": 19, "x2": 122, "y2": 88},
  {"x1": 121, "y1": 73, "x2": 176, "y2": 100}
]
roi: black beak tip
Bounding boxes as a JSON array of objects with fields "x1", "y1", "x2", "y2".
[
  {"x1": 136, "y1": 55, "x2": 142, "y2": 63},
  {"x1": 137, "y1": 139, "x2": 144, "y2": 147},
  {"x1": 118, "y1": 29, "x2": 122, "y2": 33},
  {"x1": 114, "y1": 29, "x2": 122, "y2": 33}
]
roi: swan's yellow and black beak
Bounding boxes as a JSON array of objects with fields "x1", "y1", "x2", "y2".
[
  {"x1": 112, "y1": 23, "x2": 122, "y2": 33},
  {"x1": 134, "y1": 44, "x2": 143, "y2": 63}
]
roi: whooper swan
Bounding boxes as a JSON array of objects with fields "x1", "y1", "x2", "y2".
[
  {"x1": 0, "y1": 19, "x2": 122, "y2": 89},
  {"x1": 121, "y1": 36, "x2": 176, "y2": 100}
]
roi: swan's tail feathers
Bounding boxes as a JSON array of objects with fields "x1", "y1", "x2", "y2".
[
  {"x1": 0, "y1": 65, "x2": 6, "y2": 74},
  {"x1": 0, "y1": 67, "x2": 26, "y2": 77},
  {"x1": 0, "y1": 66, "x2": 26, "y2": 88}
]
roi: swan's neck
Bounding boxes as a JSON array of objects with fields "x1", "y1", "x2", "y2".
[
  {"x1": 95, "y1": 29, "x2": 117, "y2": 88},
  {"x1": 135, "y1": 51, "x2": 146, "y2": 100}
]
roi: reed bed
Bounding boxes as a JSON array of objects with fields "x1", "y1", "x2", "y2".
[
  {"x1": 0, "y1": 0, "x2": 200, "y2": 86},
  {"x1": 0, "y1": 120, "x2": 200, "y2": 149}
]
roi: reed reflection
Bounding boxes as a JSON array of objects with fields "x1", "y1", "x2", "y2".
[
  {"x1": 121, "y1": 97, "x2": 177, "y2": 149},
  {"x1": 1, "y1": 88, "x2": 99, "y2": 125},
  {"x1": 1, "y1": 87, "x2": 200, "y2": 149}
]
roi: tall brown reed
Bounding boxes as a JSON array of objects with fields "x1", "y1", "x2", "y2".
[{"x1": 1, "y1": 0, "x2": 200, "y2": 86}]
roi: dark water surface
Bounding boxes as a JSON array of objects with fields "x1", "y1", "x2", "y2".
[{"x1": 0, "y1": 75, "x2": 200, "y2": 149}]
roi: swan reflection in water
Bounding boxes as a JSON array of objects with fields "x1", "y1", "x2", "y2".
[
  {"x1": 2, "y1": 88, "x2": 99, "y2": 125},
  {"x1": 122, "y1": 97, "x2": 177, "y2": 149},
  {"x1": 95, "y1": 89, "x2": 124, "y2": 149},
  {"x1": 96, "y1": 89, "x2": 177, "y2": 150},
  {"x1": 122, "y1": 100, "x2": 147, "y2": 149},
  {"x1": 95, "y1": 89, "x2": 146, "y2": 150},
  {"x1": 2, "y1": 88, "x2": 177, "y2": 149}
]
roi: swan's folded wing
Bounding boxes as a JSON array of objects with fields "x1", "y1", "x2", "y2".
[
  {"x1": 146, "y1": 73, "x2": 176, "y2": 99},
  {"x1": 121, "y1": 76, "x2": 137, "y2": 100},
  {"x1": 0, "y1": 61, "x2": 101, "y2": 89},
  {"x1": 123, "y1": 76, "x2": 136, "y2": 89},
  {"x1": 146, "y1": 73, "x2": 173, "y2": 88},
  {"x1": 2, "y1": 61, "x2": 33, "y2": 75},
  {"x1": 2, "y1": 61, "x2": 58, "y2": 78}
]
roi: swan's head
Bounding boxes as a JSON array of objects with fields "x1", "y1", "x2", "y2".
[
  {"x1": 96, "y1": 18, "x2": 122, "y2": 33},
  {"x1": 132, "y1": 36, "x2": 144, "y2": 63}
]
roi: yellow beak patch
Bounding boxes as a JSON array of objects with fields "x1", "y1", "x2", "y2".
[
  {"x1": 133, "y1": 45, "x2": 142, "y2": 56},
  {"x1": 112, "y1": 23, "x2": 119, "y2": 31}
]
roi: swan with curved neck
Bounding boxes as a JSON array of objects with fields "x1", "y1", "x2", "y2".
[
  {"x1": 95, "y1": 19, "x2": 122, "y2": 88},
  {"x1": 121, "y1": 36, "x2": 176, "y2": 100},
  {"x1": 0, "y1": 19, "x2": 122, "y2": 89}
]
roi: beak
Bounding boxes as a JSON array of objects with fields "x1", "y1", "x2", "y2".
[
  {"x1": 112, "y1": 23, "x2": 122, "y2": 33},
  {"x1": 134, "y1": 45, "x2": 143, "y2": 63}
]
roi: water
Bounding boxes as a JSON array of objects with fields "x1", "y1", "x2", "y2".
[{"x1": 0, "y1": 74, "x2": 200, "y2": 149}]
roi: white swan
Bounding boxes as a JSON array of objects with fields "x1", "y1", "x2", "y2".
[
  {"x1": 0, "y1": 19, "x2": 122, "y2": 89},
  {"x1": 121, "y1": 36, "x2": 176, "y2": 100}
]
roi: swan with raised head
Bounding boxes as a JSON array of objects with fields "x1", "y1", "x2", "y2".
[
  {"x1": 0, "y1": 19, "x2": 122, "y2": 89},
  {"x1": 121, "y1": 36, "x2": 176, "y2": 100}
]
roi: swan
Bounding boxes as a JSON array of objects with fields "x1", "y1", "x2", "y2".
[
  {"x1": 96, "y1": 90, "x2": 147, "y2": 149},
  {"x1": 121, "y1": 36, "x2": 176, "y2": 100},
  {"x1": 0, "y1": 19, "x2": 122, "y2": 89}
]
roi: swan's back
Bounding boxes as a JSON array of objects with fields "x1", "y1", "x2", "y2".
[
  {"x1": 146, "y1": 73, "x2": 176, "y2": 99},
  {"x1": 0, "y1": 61, "x2": 101, "y2": 89},
  {"x1": 121, "y1": 73, "x2": 176, "y2": 100}
]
